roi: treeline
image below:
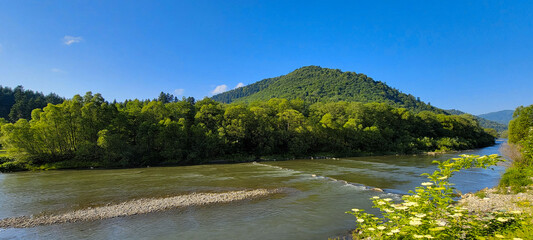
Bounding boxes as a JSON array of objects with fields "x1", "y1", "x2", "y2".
[
  {"x1": 509, "y1": 105, "x2": 533, "y2": 148},
  {"x1": 0, "y1": 92, "x2": 494, "y2": 171},
  {"x1": 499, "y1": 104, "x2": 533, "y2": 192},
  {"x1": 0, "y1": 85, "x2": 64, "y2": 122},
  {"x1": 445, "y1": 109, "x2": 507, "y2": 135}
]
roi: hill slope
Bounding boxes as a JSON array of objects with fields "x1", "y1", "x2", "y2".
[
  {"x1": 446, "y1": 109, "x2": 507, "y2": 133},
  {"x1": 478, "y1": 110, "x2": 514, "y2": 125},
  {"x1": 211, "y1": 66, "x2": 443, "y2": 113}
]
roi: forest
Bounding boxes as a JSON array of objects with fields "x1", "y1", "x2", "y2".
[
  {"x1": 211, "y1": 66, "x2": 505, "y2": 135},
  {"x1": 0, "y1": 85, "x2": 64, "y2": 122},
  {"x1": 0, "y1": 92, "x2": 495, "y2": 171},
  {"x1": 445, "y1": 109, "x2": 507, "y2": 134},
  {"x1": 212, "y1": 66, "x2": 444, "y2": 113}
]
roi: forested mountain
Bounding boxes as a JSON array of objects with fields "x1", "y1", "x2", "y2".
[
  {"x1": 446, "y1": 109, "x2": 508, "y2": 133},
  {"x1": 211, "y1": 66, "x2": 444, "y2": 113},
  {"x1": 478, "y1": 110, "x2": 514, "y2": 125},
  {"x1": 0, "y1": 85, "x2": 64, "y2": 122}
]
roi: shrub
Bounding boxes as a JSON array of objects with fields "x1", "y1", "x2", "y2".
[
  {"x1": 416, "y1": 137, "x2": 435, "y2": 151},
  {"x1": 436, "y1": 137, "x2": 469, "y2": 152},
  {"x1": 499, "y1": 166, "x2": 533, "y2": 193},
  {"x1": 474, "y1": 191, "x2": 487, "y2": 199},
  {"x1": 0, "y1": 156, "x2": 14, "y2": 164},
  {"x1": 518, "y1": 129, "x2": 533, "y2": 167},
  {"x1": 0, "y1": 161, "x2": 27, "y2": 172},
  {"x1": 347, "y1": 154, "x2": 525, "y2": 239}
]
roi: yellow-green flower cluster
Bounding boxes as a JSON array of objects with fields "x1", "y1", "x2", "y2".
[{"x1": 347, "y1": 155, "x2": 526, "y2": 239}]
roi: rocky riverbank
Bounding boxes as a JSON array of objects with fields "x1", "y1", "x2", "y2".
[
  {"x1": 0, "y1": 189, "x2": 282, "y2": 229},
  {"x1": 459, "y1": 187, "x2": 533, "y2": 213}
]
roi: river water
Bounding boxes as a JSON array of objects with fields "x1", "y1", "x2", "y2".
[{"x1": 0, "y1": 140, "x2": 507, "y2": 239}]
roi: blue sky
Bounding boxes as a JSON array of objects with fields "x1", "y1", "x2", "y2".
[{"x1": 0, "y1": 0, "x2": 532, "y2": 114}]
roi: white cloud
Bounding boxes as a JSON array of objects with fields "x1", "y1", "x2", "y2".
[
  {"x1": 63, "y1": 36, "x2": 83, "y2": 45},
  {"x1": 51, "y1": 68, "x2": 67, "y2": 74},
  {"x1": 211, "y1": 84, "x2": 228, "y2": 94},
  {"x1": 174, "y1": 88, "x2": 185, "y2": 96},
  {"x1": 235, "y1": 82, "x2": 245, "y2": 89}
]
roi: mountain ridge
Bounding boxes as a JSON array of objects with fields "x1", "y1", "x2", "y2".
[
  {"x1": 478, "y1": 110, "x2": 514, "y2": 125},
  {"x1": 211, "y1": 66, "x2": 444, "y2": 113},
  {"x1": 446, "y1": 109, "x2": 507, "y2": 133}
]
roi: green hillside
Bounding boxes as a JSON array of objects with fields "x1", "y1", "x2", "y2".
[
  {"x1": 478, "y1": 110, "x2": 514, "y2": 125},
  {"x1": 446, "y1": 109, "x2": 507, "y2": 133},
  {"x1": 211, "y1": 66, "x2": 444, "y2": 113}
]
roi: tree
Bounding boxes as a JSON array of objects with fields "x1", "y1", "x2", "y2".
[{"x1": 509, "y1": 105, "x2": 533, "y2": 144}]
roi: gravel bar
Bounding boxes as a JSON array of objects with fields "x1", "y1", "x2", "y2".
[
  {"x1": 0, "y1": 189, "x2": 281, "y2": 229},
  {"x1": 459, "y1": 187, "x2": 533, "y2": 212}
]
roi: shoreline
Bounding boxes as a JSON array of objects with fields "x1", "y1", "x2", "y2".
[
  {"x1": 0, "y1": 189, "x2": 282, "y2": 229},
  {"x1": 3, "y1": 137, "x2": 503, "y2": 173},
  {"x1": 460, "y1": 187, "x2": 533, "y2": 213},
  {"x1": 0, "y1": 147, "x2": 472, "y2": 173}
]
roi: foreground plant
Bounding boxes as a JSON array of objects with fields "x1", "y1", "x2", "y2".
[{"x1": 348, "y1": 154, "x2": 525, "y2": 239}]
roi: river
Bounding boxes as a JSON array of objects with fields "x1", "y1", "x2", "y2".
[{"x1": 0, "y1": 140, "x2": 507, "y2": 239}]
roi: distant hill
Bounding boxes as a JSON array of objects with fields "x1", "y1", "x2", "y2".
[
  {"x1": 446, "y1": 109, "x2": 507, "y2": 133},
  {"x1": 478, "y1": 110, "x2": 514, "y2": 125},
  {"x1": 212, "y1": 66, "x2": 444, "y2": 113}
]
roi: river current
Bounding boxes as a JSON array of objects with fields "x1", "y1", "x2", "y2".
[{"x1": 0, "y1": 140, "x2": 507, "y2": 239}]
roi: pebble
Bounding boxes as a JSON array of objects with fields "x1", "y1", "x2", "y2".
[
  {"x1": 0, "y1": 189, "x2": 281, "y2": 229},
  {"x1": 459, "y1": 187, "x2": 533, "y2": 213}
]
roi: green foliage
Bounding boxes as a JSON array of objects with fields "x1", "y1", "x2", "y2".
[
  {"x1": 0, "y1": 92, "x2": 495, "y2": 170},
  {"x1": 491, "y1": 212, "x2": 533, "y2": 239},
  {"x1": 520, "y1": 131, "x2": 533, "y2": 166},
  {"x1": 212, "y1": 66, "x2": 443, "y2": 113},
  {"x1": 445, "y1": 109, "x2": 507, "y2": 135},
  {"x1": 483, "y1": 128, "x2": 499, "y2": 138},
  {"x1": 0, "y1": 156, "x2": 13, "y2": 163},
  {"x1": 508, "y1": 105, "x2": 533, "y2": 144},
  {"x1": 0, "y1": 85, "x2": 63, "y2": 122},
  {"x1": 0, "y1": 161, "x2": 27, "y2": 172},
  {"x1": 436, "y1": 137, "x2": 466, "y2": 152},
  {"x1": 26, "y1": 160, "x2": 102, "y2": 171},
  {"x1": 501, "y1": 104, "x2": 533, "y2": 193},
  {"x1": 477, "y1": 119, "x2": 507, "y2": 134},
  {"x1": 347, "y1": 154, "x2": 527, "y2": 239},
  {"x1": 499, "y1": 166, "x2": 533, "y2": 193},
  {"x1": 474, "y1": 191, "x2": 487, "y2": 199}
]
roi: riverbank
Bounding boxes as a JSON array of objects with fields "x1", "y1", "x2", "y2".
[
  {"x1": 1, "y1": 137, "x2": 497, "y2": 173},
  {"x1": 0, "y1": 189, "x2": 283, "y2": 229},
  {"x1": 458, "y1": 186, "x2": 533, "y2": 239},
  {"x1": 457, "y1": 142, "x2": 533, "y2": 238},
  {"x1": 0, "y1": 147, "x2": 460, "y2": 173},
  {"x1": 460, "y1": 187, "x2": 533, "y2": 212}
]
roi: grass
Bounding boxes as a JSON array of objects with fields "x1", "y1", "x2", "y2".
[
  {"x1": 474, "y1": 190, "x2": 487, "y2": 199},
  {"x1": 498, "y1": 143, "x2": 533, "y2": 193},
  {"x1": 499, "y1": 166, "x2": 533, "y2": 193}
]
